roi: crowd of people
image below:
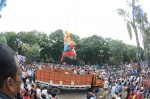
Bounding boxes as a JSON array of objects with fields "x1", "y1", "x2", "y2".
[
  {"x1": 86, "y1": 65, "x2": 150, "y2": 99},
  {"x1": 18, "y1": 62, "x2": 150, "y2": 99},
  {"x1": 0, "y1": 43, "x2": 150, "y2": 99},
  {"x1": 18, "y1": 64, "x2": 61, "y2": 99},
  {"x1": 17, "y1": 62, "x2": 99, "y2": 99}
]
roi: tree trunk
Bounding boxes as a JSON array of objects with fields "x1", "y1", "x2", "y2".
[
  {"x1": 148, "y1": 45, "x2": 150, "y2": 68},
  {"x1": 140, "y1": 24, "x2": 150, "y2": 68},
  {"x1": 132, "y1": 23, "x2": 141, "y2": 77}
]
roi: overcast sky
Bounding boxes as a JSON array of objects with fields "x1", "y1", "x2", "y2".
[{"x1": 0, "y1": 0, "x2": 149, "y2": 46}]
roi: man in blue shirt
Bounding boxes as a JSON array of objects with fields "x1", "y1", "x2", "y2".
[{"x1": 115, "y1": 82, "x2": 121, "y2": 94}]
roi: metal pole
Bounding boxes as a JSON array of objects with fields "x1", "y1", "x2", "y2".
[
  {"x1": 101, "y1": 55, "x2": 102, "y2": 66},
  {"x1": 100, "y1": 50, "x2": 103, "y2": 66}
]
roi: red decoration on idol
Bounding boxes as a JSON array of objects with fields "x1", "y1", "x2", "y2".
[{"x1": 61, "y1": 31, "x2": 77, "y2": 62}]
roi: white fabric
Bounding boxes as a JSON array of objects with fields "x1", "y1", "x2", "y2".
[
  {"x1": 28, "y1": 69, "x2": 32, "y2": 76},
  {"x1": 111, "y1": 86, "x2": 116, "y2": 95},
  {"x1": 21, "y1": 71, "x2": 26, "y2": 78},
  {"x1": 36, "y1": 88, "x2": 41, "y2": 97},
  {"x1": 90, "y1": 97, "x2": 96, "y2": 99},
  {"x1": 104, "y1": 80, "x2": 109, "y2": 88},
  {"x1": 73, "y1": 70, "x2": 77, "y2": 74},
  {"x1": 42, "y1": 89, "x2": 48, "y2": 96}
]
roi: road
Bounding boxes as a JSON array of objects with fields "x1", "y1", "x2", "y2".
[{"x1": 57, "y1": 90, "x2": 87, "y2": 99}]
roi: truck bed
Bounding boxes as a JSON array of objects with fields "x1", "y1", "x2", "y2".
[{"x1": 35, "y1": 67, "x2": 93, "y2": 90}]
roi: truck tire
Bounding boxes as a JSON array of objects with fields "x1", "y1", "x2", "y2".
[{"x1": 52, "y1": 87, "x2": 60, "y2": 95}]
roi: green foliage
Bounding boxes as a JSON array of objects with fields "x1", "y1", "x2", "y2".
[
  {"x1": 22, "y1": 43, "x2": 40, "y2": 63},
  {"x1": 17, "y1": 30, "x2": 42, "y2": 45},
  {"x1": 4, "y1": 32, "x2": 19, "y2": 51},
  {"x1": 127, "y1": 23, "x2": 132, "y2": 39},
  {"x1": 108, "y1": 40, "x2": 127, "y2": 65},
  {"x1": 48, "y1": 29, "x2": 64, "y2": 63},
  {"x1": 117, "y1": 0, "x2": 147, "y2": 72},
  {"x1": 77, "y1": 35, "x2": 110, "y2": 65},
  {"x1": 0, "y1": 35, "x2": 7, "y2": 45},
  {"x1": 1, "y1": 29, "x2": 140, "y2": 65}
]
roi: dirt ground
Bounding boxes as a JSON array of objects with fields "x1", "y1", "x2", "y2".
[
  {"x1": 57, "y1": 90, "x2": 87, "y2": 99},
  {"x1": 57, "y1": 88, "x2": 104, "y2": 99}
]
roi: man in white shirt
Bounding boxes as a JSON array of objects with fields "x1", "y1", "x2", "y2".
[
  {"x1": 42, "y1": 86, "x2": 48, "y2": 96},
  {"x1": 73, "y1": 69, "x2": 77, "y2": 74},
  {"x1": 111, "y1": 83, "x2": 116, "y2": 95},
  {"x1": 28, "y1": 67, "x2": 32, "y2": 83},
  {"x1": 36, "y1": 85, "x2": 41, "y2": 98},
  {"x1": 22, "y1": 70, "x2": 26, "y2": 84},
  {"x1": 104, "y1": 78, "x2": 109, "y2": 89}
]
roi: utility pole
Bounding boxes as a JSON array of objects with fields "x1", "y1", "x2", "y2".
[{"x1": 99, "y1": 50, "x2": 104, "y2": 66}]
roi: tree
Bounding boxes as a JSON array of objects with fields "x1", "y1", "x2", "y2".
[
  {"x1": 117, "y1": 0, "x2": 142, "y2": 76},
  {"x1": 17, "y1": 30, "x2": 41, "y2": 45},
  {"x1": 108, "y1": 39, "x2": 127, "y2": 65},
  {"x1": 23, "y1": 43, "x2": 40, "y2": 63},
  {"x1": 4, "y1": 32, "x2": 20, "y2": 51},
  {"x1": 137, "y1": 14, "x2": 150, "y2": 67},
  {"x1": 126, "y1": 44, "x2": 137, "y2": 63},
  {"x1": 0, "y1": 35, "x2": 7, "y2": 45},
  {"x1": 38, "y1": 33, "x2": 50, "y2": 62},
  {"x1": 78, "y1": 35, "x2": 109, "y2": 65},
  {"x1": 48, "y1": 29, "x2": 64, "y2": 63},
  {"x1": 1, "y1": 29, "x2": 141, "y2": 65}
]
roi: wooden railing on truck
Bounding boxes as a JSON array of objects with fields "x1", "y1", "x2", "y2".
[{"x1": 35, "y1": 67, "x2": 93, "y2": 85}]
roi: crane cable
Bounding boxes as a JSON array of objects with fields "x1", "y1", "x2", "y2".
[{"x1": 65, "y1": 0, "x2": 76, "y2": 34}]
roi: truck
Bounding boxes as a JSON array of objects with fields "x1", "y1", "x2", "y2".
[{"x1": 35, "y1": 67, "x2": 104, "y2": 94}]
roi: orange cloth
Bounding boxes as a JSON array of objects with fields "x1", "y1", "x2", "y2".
[{"x1": 25, "y1": 71, "x2": 28, "y2": 77}]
